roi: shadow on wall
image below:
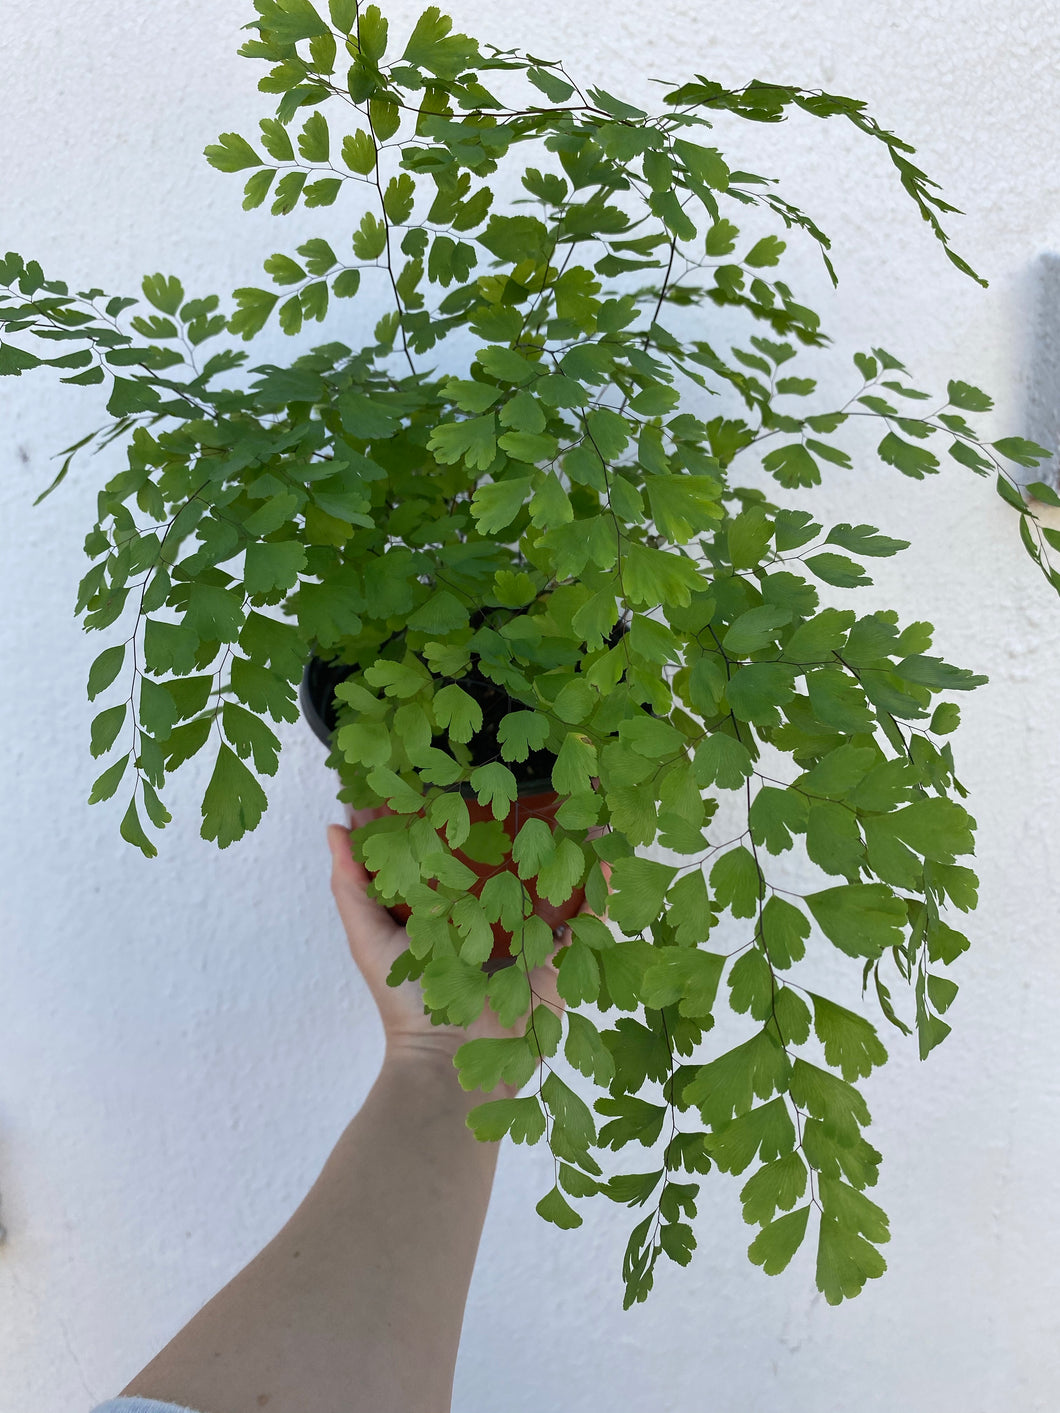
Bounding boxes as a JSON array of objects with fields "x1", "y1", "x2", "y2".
[{"x1": 1025, "y1": 251, "x2": 1060, "y2": 482}]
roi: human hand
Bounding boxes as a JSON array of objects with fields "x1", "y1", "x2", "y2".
[{"x1": 326, "y1": 822, "x2": 610, "y2": 1087}]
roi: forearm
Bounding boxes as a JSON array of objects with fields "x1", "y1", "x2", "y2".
[{"x1": 121, "y1": 1047, "x2": 502, "y2": 1413}]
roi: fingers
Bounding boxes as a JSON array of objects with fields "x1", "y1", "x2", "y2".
[
  {"x1": 327, "y1": 825, "x2": 379, "y2": 912},
  {"x1": 327, "y1": 822, "x2": 349, "y2": 855},
  {"x1": 328, "y1": 826, "x2": 409, "y2": 963},
  {"x1": 328, "y1": 824, "x2": 613, "y2": 955},
  {"x1": 327, "y1": 824, "x2": 362, "y2": 884}
]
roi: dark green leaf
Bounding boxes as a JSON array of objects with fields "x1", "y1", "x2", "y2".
[
  {"x1": 804, "y1": 552, "x2": 872, "y2": 588},
  {"x1": 536, "y1": 1184, "x2": 583, "y2": 1229},
  {"x1": 693, "y1": 733, "x2": 753, "y2": 791},
  {"x1": 87, "y1": 645, "x2": 126, "y2": 701},
  {"x1": 894, "y1": 655, "x2": 988, "y2": 692},
  {"x1": 91, "y1": 704, "x2": 127, "y2": 758},
  {"x1": 543, "y1": 1071, "x2": 597, "y2": 1153},
  {"x1": 748, "y1": 786, "x2": 808, "y2": 854},
  {"x1": 556, "y1": 939, "x2": 603, "y2": 1007},
  {"x1": 88, "y1": 754, "x2": 131, "y2": 804},
  {"x1": 878, "y1": 431, "x2": 940, "y2": 479},
  {"x1": 745, "y1": 235, "x2": 786, "y2": 267},
  {"x1": 747, "y1": 1204, "x2": 811, "y2": 1275},
  {"x1": 805, "y1": 883, "x2": 906, "y2": 960},
  {"x1": 684, "y1": 1029, "x2": 791, "y2": 1126},
  {"x1": 740, "y1": 1151, "x2": 807, "y2": 1224},
  {"x1": 946, "y1": 379, "x2": 993, "y2": 412},
  {"x1": 607, "y1": 856, "x2": 678, "y2": 934},
  {"x1": 811, "y1": 994, "x2": 888, "y2": 1080},
  {"x1": 815, "y1": 1212, "x2": 887, "y2": 1305},
  {"x1": 710, "y1": 847, "x2": 762, "y2": 918},
  {"x1": 200, "y1": 743, "x2": 269, "y2": 848},
  {"x1": 297, "y1": 111, "x2": 329, "y2": 163},
  {"x1": 204, "y1": 132, "x2": 262, "y2": 172},
  {"x1": 762, "y1": 443, "x2": 821, "y2": 489},
  {"x1": 527, "y1": 66, "x2": 575, "y2": 102},
  {"x1": 466, "y1": 1095, "x2": 546, "y2": 1144},
  {"x1": 120, "y1": 796, "x2": 158, "y2": 859},
  {"x1": 825, "y1": 523, "x2": 910, "y2": 558},
  {"x1": 454, "y1": 1035, "x2": 536, "y2": 1095},
  {"x1": 760, "y1": 896, "x2": 809, "y2": 969},
  {"x1": 429, "y1": 414, "x2": 497, "y2": 470}
]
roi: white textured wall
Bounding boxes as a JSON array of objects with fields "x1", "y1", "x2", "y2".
[{"x1": 2, "y1": 2, "x2": 1059, "y2": 1410}]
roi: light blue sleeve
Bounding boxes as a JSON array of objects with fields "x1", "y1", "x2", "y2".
[{"x1": 90, "y1": 1401, "x2": 209, "y2": 1413}]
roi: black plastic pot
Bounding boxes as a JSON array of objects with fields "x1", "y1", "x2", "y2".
[
  {"x1": 299, "y1": 654, "x2": 559, "y2": 797},
  {"x1": 299, "y1": 614, "x2": 631, "y2": 796}
]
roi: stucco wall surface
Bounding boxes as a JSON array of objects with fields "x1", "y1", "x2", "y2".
[{"x1": 1, "y1": 2, "x2": 1059, "y2": 1410}]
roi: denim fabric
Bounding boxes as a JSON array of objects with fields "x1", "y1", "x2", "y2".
[{"x1": 91, "y1": 1401, "x2": 208, "y2": 1413}]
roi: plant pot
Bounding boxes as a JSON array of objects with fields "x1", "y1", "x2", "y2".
[
  {"x1": 343, "y1": 794, "x2": 594, "y2": 973},
  {"x1": 301, "y1": 653, "x2": 603, "y2": 972}
]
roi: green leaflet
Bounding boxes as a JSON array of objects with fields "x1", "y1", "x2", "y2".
[
  {"x1": 740, "y1": 1150, "x2": 807, "y2": 1224},
  {"x1": 552, "y1": 732, "x2": 598, "y2": 796},
  {"x1": 641, "y1": 949, "x2": 724, "y2": 1019},
  {"x1": 469, "y1": 475, "x2": 531, "y2": 532},
  {"x1": 565, "y1": 1010, "x2": 614, "y2": 1084},
  {"x1": 706, "y1": 1098, "x2": 797, "y2": 1175},
  {"x1": 556, "y1": 938, "x2": 603, "y2": 1007},
  {"x1": 760, "y1": 896, "x2": 810, "y2": 968},
  {"x1": 536, "y1": 1184, "x2": 583, "y2": 1229},
  {"x1": 496, "y1": 710, "x2": 550, "y2": 762},
  {"x1": 596, "y1": 1094, "x2": 668, "y2": 1149},
  {"x1": 204, "y1": 132, "x2": 261, "y2": 173},
  {"x1": 810, "y1": 993, "x2": 888, "y2": 1080},
  {"x1": 748, "y1": 1204, "x2": 811, "y2": 1275},
  {"x1": 710, "y1": 847, "x2": 762, "y2": 918},
  {"x1": 429, "y1": 414, "x2": 497, "y2": 469},
  {"x1": 815, "y1": 1210, "x2": 888, "y2": 1305},
  {"x1": 749, "y1": 786, "x2": 809, "y2": 853},
  {"x1": 825, "y1": 522, "x2": 910, "y2": 558},
  {"x1": 805, "y1": 883, "x2": 907, "y2": 960},
  {"x1": 467, "y1": 1095, "x2": 546, "y2": 1144},
  {"x1": 91, "y1": 704, "x2": 127, "y2": 758},
  {"x1": 726, "y1": 663, "x2": 797, "y2": 722},
  {"x1": 421, "y1": 953, "x2": 490, "y2": 1026},
  {"x1": 433, "y1": 683, "x2": 483, "y2": 742},
  {"x1": 805, "y1": 799, "x2": 865, "y2": 879},
  {"x1": 543, "y1": 1071, "x2": 597, "y2": 1153},
  {"x1": 200, "y1": 743, "x2": 269, "y2": 849},
  {"x1": 469, "y1": 761, "x2": 518, "y2": 820},
  {"x1": 87, "y1": 644, "x2": 126, "y2": 701},
  {"x1": 723, "y1": 605, "x2": 792, "y2": 656},
  {"x1": 454, "y1": 1035, "x2": 537, "y2": 1094},
  {"x1": 607, "y1": 856, "x2": 678, "y2": 934},
  {"x1": 120, "y1": 796, "x2": 159, "y2": 859},
  {"x1": 685, "y1": 1029, "x2": 791, "y2": 1127},
  {"x1": 89, "y1": 755, "x2": 131, "y2": 805},
  {"x1": 693, "y1": 733, "x2": 753, "y2": 790},
  {"x1": 789, "y1": 1058, "x2": 871, "y2": 1147}
]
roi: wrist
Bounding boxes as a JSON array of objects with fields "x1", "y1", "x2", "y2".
[{"x1": 382, "y1": 1039, "x2": 520, "y2": 1105}]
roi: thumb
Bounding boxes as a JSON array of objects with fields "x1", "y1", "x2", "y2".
[
  {"x1": 328, "y1": 824, "x2": 372, "y2": 894},
  {"x1": 327, "y1": 823, "x2": 353, "y2": 867}
]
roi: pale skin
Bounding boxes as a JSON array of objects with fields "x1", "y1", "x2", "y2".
[{"x1": 117, "y1": 821, "x2": 605, "y2": 1413}]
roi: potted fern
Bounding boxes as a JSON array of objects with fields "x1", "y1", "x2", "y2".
[{"x1": 2, "y1": 0, "x2": 1055, "y2": 1309}]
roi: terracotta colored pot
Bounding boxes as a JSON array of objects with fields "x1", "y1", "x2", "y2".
[
  {"x1": 300, "y1": 651, "x2": 608, "y2": 972},
  {"x1": 346, "y1": 791, "x2": 599, "y2": 973}
]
